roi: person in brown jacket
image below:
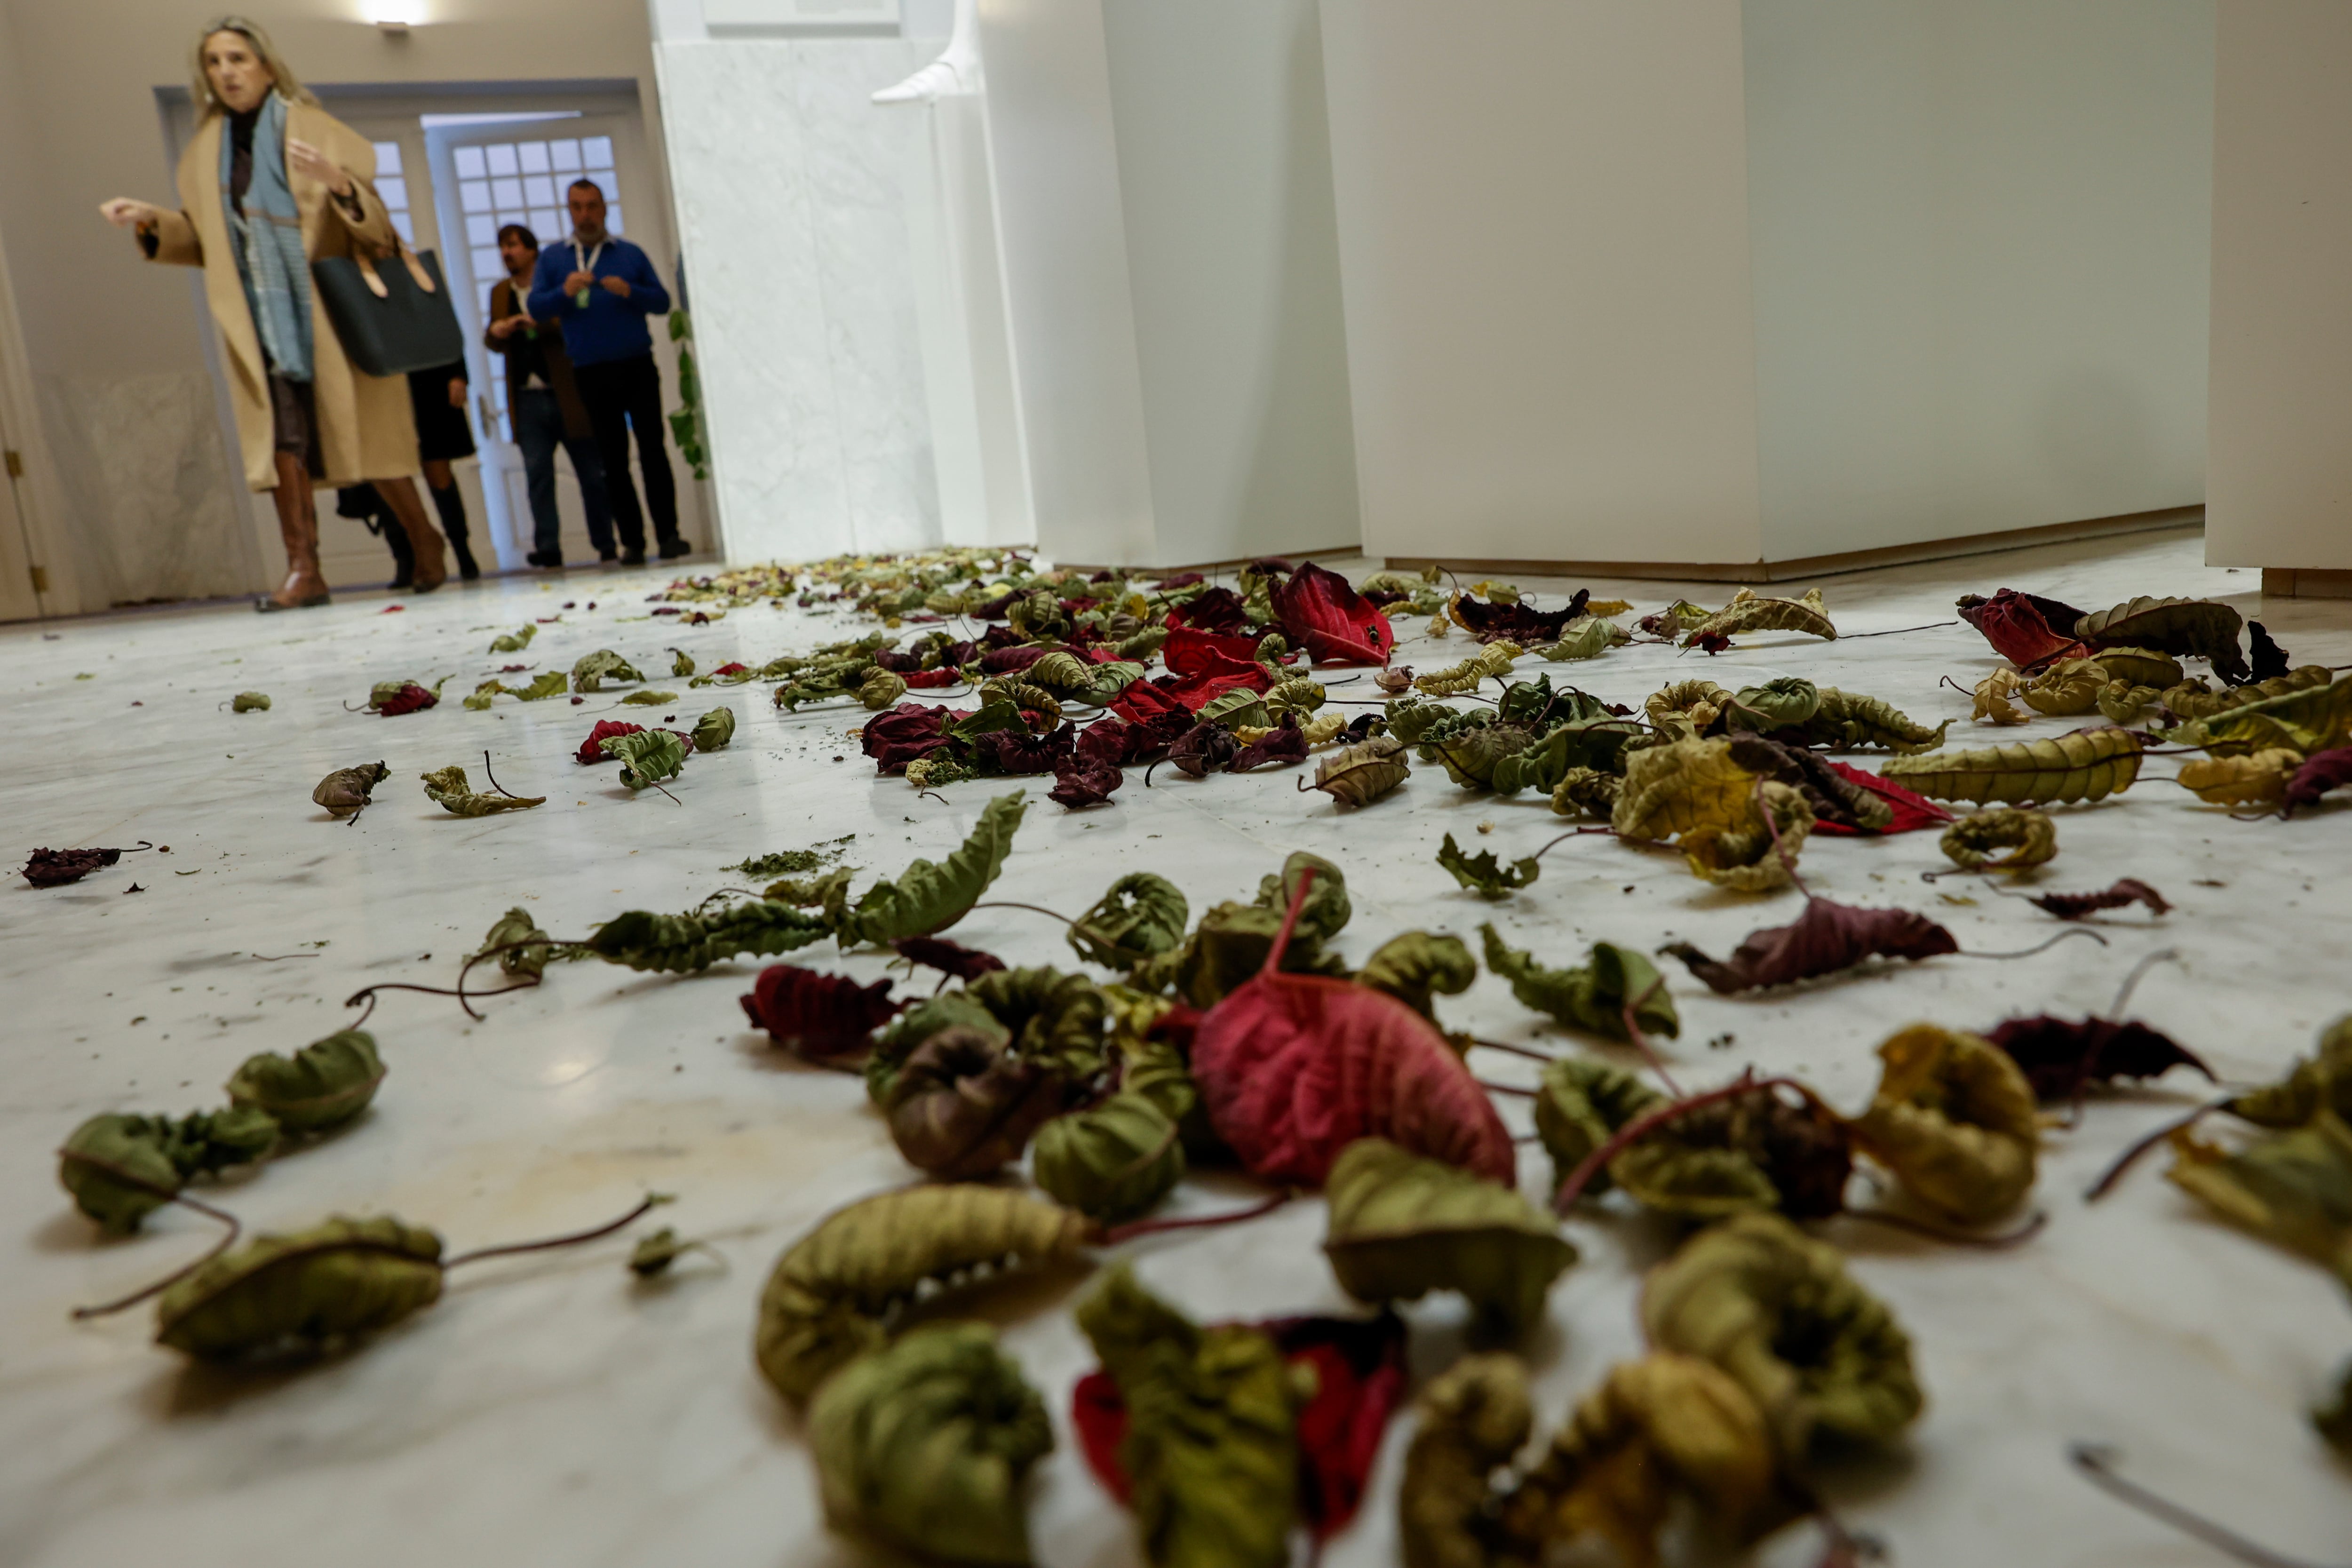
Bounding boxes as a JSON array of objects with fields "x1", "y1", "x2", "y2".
[
  {"x1": 486, "y1": 223, "x2": 614, "y2": 568},
  {"x1": 98, "y1": 16, "x2": 447, "y2": 608}
]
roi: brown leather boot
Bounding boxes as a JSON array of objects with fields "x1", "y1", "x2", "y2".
[
  {"x1": 258, "y1": 465, "x2": 331, "y2": 612},
  {"x1": 375, "y1": 477, "x2": 447, "y2": 592}
]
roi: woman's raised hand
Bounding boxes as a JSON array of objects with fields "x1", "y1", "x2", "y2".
[
  {"x1": 99, "y1": 198, "x2": 160, "y2": 229},
  {"x1": 286, "y1": 138, "x2": 355, "y2": 199}
]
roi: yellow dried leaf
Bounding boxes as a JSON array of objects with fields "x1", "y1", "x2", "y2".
[
  {"x1": 1971, "y1": 670, "x2": 2029, "y2": 726},
  {"x1": 1610, "y1": 738, "x2": 1757, "y2": 843},
  {"x1": 1849, "y1": 1025, "x2": 2040, "y2": 1224},
  {"x1": 1645, "y1": 679, "x2": 1728, "y2": 740},
  {"x1": 1879, "y1": 726, "x2": 2142, "y2": 804},
  {"x1": 1683, "y1": 586, "x2": 1835, "y2": 646},
  {"x1": 2020, "y1": 658, "x2": 2108, "y2": 716},
  {"x1": 1938, "y1": 807, "x2": 2057, "y2": 873},
  {"x1": 2177, "y1": 748, "x2": 2301, "y2": 806},
  {"x1": 1681, "y1": 781, "x2": 1812, "y2": 892},
  {"x1": 1414, "y1": 642, "x2": 1522, "y2": 696}
]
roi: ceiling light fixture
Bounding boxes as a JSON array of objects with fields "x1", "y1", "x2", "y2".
[{"x1": 366, "y1": 2, "x2": 423, "y2": 33}]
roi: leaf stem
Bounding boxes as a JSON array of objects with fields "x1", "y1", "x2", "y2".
[
  {"x1": 1842, "y1": 1206, "x2": 2048, "y2": 1250},
  {"x1": 1955, "y1": 926, "x2": 2109, "y2": 961},
  {"x1": 1470, "y1": 1037, "x2": 1559, "y2": 1064},
  {"x1": 70, "y1": 1191, "x2": 242, "y2": 1319},
  {"x1": 2068, "y1": 1442, "x2": 2344, "y2": 1568},
  {"x1": 1477, "y1": 1079, "x2": 1537, "y2": 1098},
  {"x1": 443, "y1": 1193, "x2": 670, "y2": 1270},
  {"x1": 1100, "y1": 1191, "x2": 1289, "y2": 1245},
  {"x1": 1554, "y1": 1071, "x2": 1834, "y2": 1214},
  {"x1": 1620, "y1": 975, "x2": 1682, "y2": 1098},
  {"x1": 2084, "y1": 1099, "x2": 2228, "y2": 1201}
]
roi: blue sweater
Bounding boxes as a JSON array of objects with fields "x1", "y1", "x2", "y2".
[{"x1": 527, "y1": 235, "x2": 671, "y2": 369}]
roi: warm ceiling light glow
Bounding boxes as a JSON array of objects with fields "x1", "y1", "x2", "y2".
[{"x1": 366, "y1": 1, "x2": 424, "y2": 31}]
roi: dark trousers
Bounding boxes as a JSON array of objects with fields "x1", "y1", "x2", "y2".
[
  {"x1": 512, "y1": 386, "x2": 615, "y2": 557},
  {"x1": 570, "y1": 351, "x2": 678, "y2": 554}
]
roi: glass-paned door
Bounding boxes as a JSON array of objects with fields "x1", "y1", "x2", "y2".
[{"x1": 427, "y1": 113, "x2": 700, "y2": 567}]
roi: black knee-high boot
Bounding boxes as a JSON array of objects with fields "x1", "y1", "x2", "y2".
[{"x1": 429, "y1": 481, "x2": 480, "y2": 579}]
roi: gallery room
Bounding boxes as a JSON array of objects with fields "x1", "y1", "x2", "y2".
[{"x1": 0, "y1": 2, "x2": 2346, "y2": 1565}]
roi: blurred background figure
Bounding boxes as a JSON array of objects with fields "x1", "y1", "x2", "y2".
[
  {"x1": 528, "y1": 178, "x2": 685, "y2": 566},
  {"x1": 407, "y1": 359, "x2": 480, "y2": 579},
  {"x1": 97, "y1": 15, "x2": 448, "y2": 606},
  {"x1": 486, "y1": 222, "x2": 613, "y2": 568}
]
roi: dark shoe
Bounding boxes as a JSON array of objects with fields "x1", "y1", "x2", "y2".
[
  {"x1": 255, "y1": 590, "x2": 331, "y2": 613},
  {"x1": 657, "y1": 537, "x2": 691, "y2": 560},
  {"x1": 620, "y1": 549, "x2": 646, "y2": 567},
  {"x1": 527, "y1": 549, "x2": 564, "y2": 569},
  {"x1": 451, "y1": 540, "x2": 482, "y2": 580},
  {"x1": 598, "y1": 550, "x2": 619, "y2": 565}
]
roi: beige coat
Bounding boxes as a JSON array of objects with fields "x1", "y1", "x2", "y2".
[{"x1": 144, "y1": 102, "x2": 418, "y2": 492}]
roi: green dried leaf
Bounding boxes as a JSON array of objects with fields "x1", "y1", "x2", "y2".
[
  {"x1": 489, "y1": 624, "x2": 536, "y2": 653},
  {"x1": 2075, "y1": 595, "x2": 2246, "y2": 679},
  {"x1": 1139, "y1": 900, "x2": 1346, "y2": 1008},
  {"x1": 1640, "y1": 1211, "x2": 1924, "y2": 1455},
  {"x1": 1264, "y1": 677, "x2": 1327, "y2": 715},
  {"x1": 1800, "y1": 687, "x2": 1951, "y2": 753},
  {"x1": 691, "y1": 706, "x2": 736, "y2": 751},
  {"x1": 627, "y1": 1226, "x2": 715, "y2": 1277},
  {"x1": 1008, "y1": 589, "x2": 1069, "y2": 641},
  {"x1": 1397, "y1": 1353, "x2": 1535, "y2": 1568},
  {"x1": 1305, "y1": 736, "x2": 1410, "y2": 806},
  {"x1": 155, "y1": 1214, "x2": 446, "y2": 1360},
  {"x1": 755, "y1": 1185, "x2": 1090, "y2": 1402},
  {"x1": 587, "y1": 899, "x2": 831, "y2": 973},
  {"x1": 1724, "y1": 677, "x2": 1820, "y2": 730},
  {"x1": 1534, "y1": 1057, "x2": 1668, "y2": 1199},
  {"x1": 1549, "y1": 766, "x2": 1621, "y2": 820},
  {"x1": 618, "y1": 689, "x2": 679, "y2": 707},
  {"x1": 1536, "y1": 615, "x2": 1628, "y2": 661},
  {"x1": 1683, "y1": 587, "x2": 1836, "y2": 645},
  {"x1": 810, "y1": 1322, "x2": 1054, "y2": 1567},
  {"x1": 1076, "y1": 1263, "x2": 1301, "y2": 1568},
  {"x1": 2225, "y1": 1017, "x2": 2352, "y2": 1129},
  {"x1": 844, "y1": 791, "x2": 1027, "y2": 946},
  {"x1": 1436, "y1": 833, "x2": 1538, "y2": 898},
  {"x1": 859, "y1": 669, "x2": 909, "y2": 710},
  {"x1": 1358, "y1": 932, "x2": 1477, "y2": 1022},
  {"x1": 1879, "y1": 725, "x2": 2143, "y2": 804},
  {"x1": 57, "y1": 1108, "x2": 279, "y2": 1232},
  {"x1": 1071, "y1": 872, "x2": 1189, "y2": 969},
  {"x1": 477, "y1": 904, "x2": 585, "y2": 979},
  {"x1": 421, "y1": 764, "x2": 546, "y2": 815},
  {"x1": 1025, "y1": 650, "x2": 1093, "y2": 694},
  {"x1": 313, "y1": 761, "x2": 389, "y2": 819},
  {"x1": 2166, "y1": 1112, "x2": 2352, "y2": 1289},
  {"x1": 223, "y1": 1029, "x2": 383, "y2": 1133},
  {"x1": 2086, "y1": 646, "x2": 2184, "y2": 690},
  {"x1": 1251, "y1": 850, "x2": 1350, "y2": 943},
  {"x1": 1939, "y1": 807, "x2": 2056, "y2": 873},
  {"x1": 2171, "y1": 673, "x2": 2352, "y2": 757},
  {"x1": 231, "y1": 691, "x2": 270, "y2": 712},
  {"x1": 1849, "y1": 1025, "x2": 2040, "y2": 1224},
  {"x1": 869, "y1": 993, "x2": 1008, "y2": 1105},
  {"x1": 670, "y1": 648, "x2": 696, "y2": 678},
  {"x1": 601, "y1": 729, "x2": 686, "y2": 791},
  {"x1": 571, "y1": 648, "x2": 644, "y2": 692},
  {"x1": 1609, "y1": 1087, "x2": 1852, "y2": 1222},
  {"x1": 1033, "y1": 1092, "x2": 1186, "y2": 1222},
  {"x1": 1479, "y1": 926, "x2": 1678, "y2": 1042},
  {"x1": 966, "y1": 966, "x2": 1110, "y2": 1082},
  {"x1": 1323, "y1": 1138, "x2": 1577, "y2": 1334},
  {"x1": 1199, "y1": 688, "x2": 1272, "y2": 731}
]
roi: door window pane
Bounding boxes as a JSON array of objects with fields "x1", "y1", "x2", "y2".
[
  {"x1": 606, "y1": 203, "x2": 625, "y2": 236},
  {"x1": 378, "y1": 174, "x2": 409, "y2": 213},
  {"x1": 519, "y1": 142, "x2": 551, "y2": 175},
  {"x1": 454, "y1": 145, "x2": 486, "y2": 180},
  {"x1": 466, "y1": 214, "x2": 498, "y2": 246},
  {"x1": 532, "y1": 207, "x2": 565, "y2": 241},
  {"x1": 375, "y1": 140, "x2": 403, "y2": 177},
  {"x1": 392, "y1": 212, "x2": 416, "y2": 245},
  {"x1": 524, "y1": 175, "x2": 556, "y2": 207},
  {"x1": 582, "y1": 135, "x2": 614, "y2": 171},
  {"x1": 460, "y1": 180, "x2": 491, "y2": 214},
  {"x1": 492, "y1": 177, "x2": 524, "y2": 209},
  {"x1": 486, "y1": 143, "x2": 520, "y2": 177},
  {"x1": 472, "y1": 247, "x2": 504, "y2": 284},
  {"x1": 549, "y1": 139, "x2": 582, "y2": 173}
]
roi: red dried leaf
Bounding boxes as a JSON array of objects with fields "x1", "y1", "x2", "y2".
[
  {"x1": 971, "y1": 591, "x2": 1017, "y2": 621},
  {"x1": 1165, "y1": 586, "x2": 1254, "y2": 635},
  {"x1": 1663, "y1": 897, "x2": 1960, "y2": 995},
  {"x1": 1162, "y1": 624, "x2": 1267, "y2": 680},
  {"x1": 1072, "y1": 1311, "x2": 1408, "y2": 1538},
  {"x1": 2247, "y1": 621, "x2": 2291, "y2": 683},
  {"x1": 1688, "y1": 630, "x2": 1732, "y2": 655},
  {"x1": 1049, "y1": 756, "x2": 1124, "y2": 809},
  {"x1": 1983, "y1": 1014, "x2": 2214, "y2": 1102},
  {"x1": 903, "y1": 668, "x2": 964, "y2": 689},
  {"x1": 1811, "y1": 762, "x2": 1956, "y2": 837},
  {"x1": 977, "y1": 721, "x2": 1075, "y2": 776},
  {"x1": 1162, "y1": 721, "x2": 1240, "y2": 779},
  {"x1": 708, "y1": 661, "x2": 750, "y2": 677},
  {"x1": 1152, "y1": 572, "x2": 1206, "y2": 591},
  {"x1": 1227, "y1": 712, "x2": 1311, "y2": 772},
  {"x1": 575, "y1": 719, "x2": 644, "y2": 764},
  {"x1": 739, "y1": 964, "x2": 903, "y2": 1057},
  {"x1": 23, "y1": 846, "x2": 124, "y2": 888},
  {"x1": 1157, "y1": 665, "x2": 1274, "y2": 712},
  {"x1": 978, "y1": 644, "x2": 1052, "y2": 677},
  {"x1": 376, "y1": 682, "x2": 438, "y2": 716},
  {"x1": 860, "y1": 702, "x2": 959, "y2": 773},
  {"x1": 2028, "y1": 878, "x2": 2171, "y2": 920},
  {"x1": 1956, "y1": 588, "x2": 2093, "y2": 671},
  {"x1": 1450, "y1": 590, "x2": 1584, "y2": 646},
  {"x1": 1109, "y1": 678, "x2": 1191, "y2": 727},
  {"x1": 2283, "y1": 747, "x2": 2352, "y2": 818},
  {"x1": 891, "y1": 936, "x2": 1008, "y2": 981},
  {"x1": 1192, "y1": 868, "x2": 1517, "y2": 1186},
  {"x1": 1272, "y1": 562, "x2": 1394, "y2": 666}
]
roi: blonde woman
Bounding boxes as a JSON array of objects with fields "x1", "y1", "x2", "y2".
[{"x1": 99, "y1": 16, "x2": 445, "y2": 607}]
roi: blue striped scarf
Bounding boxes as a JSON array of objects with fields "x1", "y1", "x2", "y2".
[{"x1": 221, "y1": 92, "x2": 315, "y2": 383}]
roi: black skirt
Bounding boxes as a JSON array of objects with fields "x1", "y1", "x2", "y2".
[{"x1": 406, "y1": 362, "x2": 477, "y2": 463}]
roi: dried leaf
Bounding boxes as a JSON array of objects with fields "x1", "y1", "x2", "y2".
[
  {"x1": 23, "y1": 845, "x2": 126, "y2": 886},
  {"x1": 1723, "y1": 677, "x2": 1820, "y2": 731},
  {"x1": 892, "y1": 936, "x2": 1008, "y2": 982},
  {"x1": 618, "y1": 689, "x2": 679, "y2": 707},
  {"x1": 740, "y1": 965, "x2": 902, "y2": 1057},
  {"x1": 230, "y1": 691, "x2": 270, "y2": 712},
  {"x1": 368, "y1": 678, "x2": 441, "y2": 716},
  {"x1": 2223, "y1": 1018, "x2": 2352, "y2": 1130},
  {"x1": 2172, "y1": 672, "x2": 2352, "y2": 756},
  {"x1": 1305, "y1": 736, "x2": 1409, "y2": 806},
  {"x1": 1549, "y1": 766, "x2": 1622, "y2": 820},
  {"x1": 1033, "y1": 1092, "x2": 1186, "y2": 1222},
  {"x1": 58, "y1": 1107, "x2": 278, "y2": 1232},
  {"x1": 1800, "y1": 687, "x2": 1952, "y2": 753},
  {"x1": 1815, "y1": 762, "x2": 1954, "y2": 836},
  {"x1": 1723, "y1": 735, "x2": 1893, "y2": 833},
  {"x1": 1939, "y1": 806, "x2": 2057, "y2": 872},
  {"x1": 1849, "y1": 1025, "x2": 2040, "y2": 1223},
  {"x1": 1323, "y1": 1138, "x2": 1578, "y2": 1334},
  {"x1": 859, "y1": 669, "x2": 910, "y2": 710},
  {"x1": 963, "y1": 965, "x2": 1112, "y2": 1083},
  {"x1": 1358, "y1": 932, "x2": 1477, "y2": 1023},
  {"x1": 1195, "y1": 877, "x2": 1516, "y2": 1187},
  {"x1": 1415, "y1": 643, "x2": 1522, "y2": 696},
  {"x1": 1072, "y1": 872, "x2": 1190, "y2": 969},
  {"x1": 842, "y1": 791, "x2": 1028, "y2": 946},
  {"x1": 1437, "y1": 833, "x2": 1539, "y2": 898},
  {"x1": 2027, "y1": 878, "x2": 2170, "y2": 920},
  {"x1": 489, "y1": 624, "x2": 536, "y2": 653},
  {"x1": 1644, "y1": 677, "x2": 1729, "y2": 740},
  {"x1": 421, "y1": 764, "x2": 546, "y2": 815},
  {"x1": 1640, "y1": 1212, "x2": 1923, "y2": 1455},
  {"x1": 1536, "y1": 616, "x2": 1627, "y2": 661},
  {"x1": 1049, "y1": 754, "x2": 1124, "y2": 809},
  {"x1": 1610, "y1": 737, "x2": 1758, "y2": 842},
  {"x1": 691, "y1": 707, "x2": 735, "y2": 751},
  {"x1": 755, "y1": 1185, "x2": 1091, "y2": 1402},
  {"x1": 1397, "y1": 1353, "x2": 1534, "y2": 1568},
  {"x1": 1252, "y1": 850, "x2": 1352, "y2": 944},
  {"x1": 155, "y1": 1214, "x2": 445, "y2": 1360},
  {"x1": 2095, "y1": 678, "x2": 2162, "y2": 726},
  {"x1": 2164, "y1": 664, "x2": 2332, "y2": 722},
  {"x1": 1074, "y1": 1264, "x2": 1302, "y2": 1568},
  {"x1": 1970, "y1": 669, "x2": 2029, "y2": 725},
  {"x1": 885, "y1": 1027, "x2": 1067, "y2": 1178},
  {"x1": 627, "y1": 1226, "x2": 714, "y2": 1277},
  {"x1": 2165, "y1": 1112, "x2": 2352, "y2": 1288},
  {"x1": 1879, "y1": 725, "x2": 2143, "y2": 804},
  {"x1": 1610, "y1": 1084, "x2": 1852, "y2": 1222},
  {"x1": 571, "y1": 648, "x2": 644, "y2": 692},
  {"x1": 1957, "y1": 588, "x2": 2092, "y2": 671},
  {"x1": 223, "y1": 1029, "x2": 384, "y2": 1132},
  {"x1": 1227, "y1": 713, "x2": 1311, "y2": 772},
  {"x1": 312, "y1": 761, "x2": 389, "y2": 819},
  {"x1": 601, "y1": 729, "x2": 686, "y2": 791},
  {"x1": 1534, "y1": 1057, "x2": 1669, "y2": 1199},
  {"x1": 478, "y1": 905, "x2": 564, "y2": 978},
  {"x1": 1683, "y1": 586, "x2": 1835, "y2": 645},
  {"x1": 1983, "y1": 1014, "x2": 2212, "y2": 1101},
  {"x1": 1664, "y1": 897, "x2": 1958, "y2": 993},
  {"x1": 809, "y1": 1322, "x2": 1054, "y2": 1567},
  {"x1": 2178, "y1": 749, "x2": 2300, "y2": 809},
  {"x1": 1449, "y1": 594, "x2": 1578, "y2": 646},
  {"x1": 2075, "y1": 596, "x2": 2247, "y2": 682},
  {"x1": 1480, "y1": 926, "x2": 1679, "y2": 1042},
  {"x1": 587, "y1": 898, "x2": 832, "y2": 972},
  {"x1": 2084, "y1": 646, "x2": 2184, "y2": 689},
  {"x1": 1680, "y1": 780, "x2": 1812, "y2": 892},
  {"x1": 1165, "y1": 721, "x2": 1239, "y2": 777},
  {"x1": 1143, "y1": 899, "x2": 1347, "y2": 1010},
  {"x1": 2285, "y1": 747, "x2": 2352, "y2": 816}
]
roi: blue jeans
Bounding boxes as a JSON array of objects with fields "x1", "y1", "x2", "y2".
[{"x1": 512, "y1": 386, "x2": 614, "y2": 557}]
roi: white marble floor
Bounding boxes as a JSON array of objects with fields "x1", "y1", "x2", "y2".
[{"x1": 3, "y1": 528, "x2": 2347, "y2": 1568}]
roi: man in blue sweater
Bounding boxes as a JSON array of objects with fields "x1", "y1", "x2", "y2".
[{"x1": 528, "y1": 179, "x2": 687, "y2": 564}]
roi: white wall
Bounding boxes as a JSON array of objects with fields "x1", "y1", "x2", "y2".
[
  {"x1": 1319, "y1": 0, "x2": 1768, "y2": 567},
  {"x1": 2205, "y1": 0, "x2": 2352, "y2": 572},
  {"x1": 1743, "y1": 0, "x2": 2213, "y2": 561},
  {"x1": 977, "y1": 0, "x2": 1359, "y2": 568}
]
